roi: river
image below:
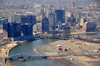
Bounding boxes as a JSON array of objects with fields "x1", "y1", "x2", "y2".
[{"x1": 9, "y1": 39, "x2": 70, "y2": 66}]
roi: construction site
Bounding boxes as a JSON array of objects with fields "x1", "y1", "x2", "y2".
[{"x1": 34, "y1": 38, "x2": 100, "y2": 66}]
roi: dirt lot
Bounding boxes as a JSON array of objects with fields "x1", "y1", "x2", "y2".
[{"x1": 35, "y1": 39, "x2": 100, "y2": 66}]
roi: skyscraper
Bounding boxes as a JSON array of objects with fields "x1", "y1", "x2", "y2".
[
  {"x1": 27, "y1": 15, "x2": 36, "y2": 25},
  {"x1": 3, "y1": 23, "x2": 10, "y2": 40},
  {"x1": 69, "y1": 1, "x2": 76, "y2": 8},
  {"x1": 13, "y1": 14, "x2": 21, "y2": 23},
  {"x1": 35, "y1": 5, "x2": 45, "y2": 22},
  {"x1": 55, "y1": 10, "x2": 65, "y2": 23},
  {"x1": 46, "y1": 5, "x2": 51, "y2": 18},
  {"x1": 48, "y1": 12, "x2": 55, "y2": 31},
  {"x1": 42, "y1": 17, "x2": 49, "y2": 32},
  {"x1": 21, "y1": 15, "x2": 31, "y2": 24},
  {"x1": 3, "y1": 22, "x2": 21, "y2": 40},
  {"x1": 21, "y1": 23, "x2": 33, "y2": 36}
]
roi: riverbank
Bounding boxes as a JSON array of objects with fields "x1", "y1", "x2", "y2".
[
  {"x1": 0, "y1": 41, "x2": 26, "y2": 66},
  {"x1": 71, "y1": 31, "x2": 100, "y2": 35},
  {"x1": 34, "y1": 39, "x2": 100, "y2": 66}
]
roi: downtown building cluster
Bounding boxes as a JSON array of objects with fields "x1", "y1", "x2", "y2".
[
  {"x1": 0, "y1": 1, "x2": 100, "y2": 40},
  {"x1": 3, "y1": 14, "x2": 36, "y2": 41}
]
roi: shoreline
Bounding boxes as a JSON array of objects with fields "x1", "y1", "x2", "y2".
[
  {"x1": 34, "y1": 39, "x2": 100, "y2": 66},
  {"x1": 1, "y1": 37, "x2": 100, "y2": 66},
  {"x1": 34, "y1": 48, "x2": 74, "y2": 66},
  {"x1": 0, "y1": 41, "x2": 26, "y2": 66},
  {"x1": 71, "y1": 32, "x2": 100, "y2": 35},
  {"x1": 7, "y1": 41, "x2": 27, "y2": 56}
]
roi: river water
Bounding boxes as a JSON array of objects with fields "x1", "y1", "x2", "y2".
[{"x1": 9, "y1": 39, "x2": 70, "y2": 66}]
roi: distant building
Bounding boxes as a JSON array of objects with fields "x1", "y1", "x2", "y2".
[
  {"x1": 69, "y1": 1, "x2": 76, "y2": 8},
  {"x1": 35, "y1": 5, "x2": 45, "y2": 22},
  {"x1": 91, "y1": 2, "x2": 97, "y2": 7},
  {"x1": 0, "y1": 17, "x2": 8, "y2": 25},
  {"x1": 76, "y1": 12, "x2": 82, "y2": 21},
  {"x1": 42, "y1": 17, "x2": 49, "y2": 32},
  {"x1": 55, "y1": 10, "x2": 65, "y2": 23},
  {"x1": 80, "y1": 17, "x2": 87, "y2": 26},
  {"x1": 13, "y1": 14, "x2": 21, "y2": 23},
  {"x1": 83, "y1": 22, "x2": 97, "y2": 32},
  {"x1": 46, "y1": 5, "x2": 51, "y2": 18},
  {"x1": 3, "y1": 23, "x2": 10, "y2": 40},
  {"x1": 48, "y1": 12, "x2": 55, "y2": 31}
]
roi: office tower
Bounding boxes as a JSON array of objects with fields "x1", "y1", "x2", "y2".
[
  {"x1": 55, "y1": 10, "x2": 65, "y2": 23},
  {"x1": 70, "y1": 14, "x2": 76, "y2": 22},
  {"x1": 0, "y1": 18, "x2": 8, "y2": 25},
  {"x1": 48, "y1": 12, "x2": 55, "y2": 31},
  {"x1": 94, "y1": 2, "x2": 97, "y2": 7},
  {"x1": 40, "y1": 5, "x2": 45, "y2": 18},
  {"x1": 21, "y1": 15, "x2": 31, "y2": 24},
  {"x1": 80, "y1": 17, "x2": 87, "y2": 26},
  {"x1": 91, "y1": 2, "x2": 94, "y2": 7},
  {"x1": 9, "y1": 22, "x2": 21, "y2": 37},
  {"x1": 8, "y1": 16, "x2": 13, "y2": 22},
  {"x1": 42, "y1": 17, "x2": 49, "y2": 32},
  {"x1": 3, "y1": 22, "x2": 21, "y2": 40},
  {"x1": 46, "y1": 5, "x2": 51, "y2": 18},
  {"x1": 21, "y1": 23, "x2": 33, "y2": 36},
  {"x1": 76, "y1": 12, "x2": 82, "y2": 19},
  {"x1": 69, "y1": 1, "x2": 76, "y2": 8},
  {"x1": 27, "y1": 15, "x2": 36, "y2": 25},
  {"x1": 83, "y1": 22, "x2": 97, "y2": 32},
  {"x1": 91, "y1": 2, "x2": 97, "y2": 7},
  {"x1": 13, "y1": 14, "x2": 21, "y2": 23},
  {"x1": 35, "y1": 5, "x2": 45, "y2": 22},
  {"x1": 3, "y1": 23, "x2": 10, "y2": 39},
  {"x1": 98, "y1": 11, "x2": 100, "y2": 16}
]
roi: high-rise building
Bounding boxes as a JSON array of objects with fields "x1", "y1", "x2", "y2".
[
  {"x1": 27, "y1": 15, "x2": 36, "y2": 25},
  {"x1": 48, "y1": 12, "x2": 55, "y2": 31},
  {"x1": 46, "y1": 5, "x2": 51, "y2": 18},
  {"x1": 40, "y1": 5, "x2": 45, "y2": 18},
  {"x1": 3, "y1": 23, "x2": 10, "y2": 40},
  {"x1": 36, "y1": 5, "x2": 45, "y2": 22},
  {"x1": 80, "y1": 17, "x2": 87, "y2": 26},
  {"x1": 91, "y1": 2, "x2": 97, "y2": 7},
  {"x1": 69, "y1": 1, "x2": 76, "y2": 8},
  {"x1": 42, "y1": 17, "x2": 49, "y2": 32},
  {"x1": 3, "y1": 22, "x2": 21, "y2": 40},
  {"x1": 55, "y1": 10, "x2": 65, "y2": 23},
  {"x1": 83, "y1": 22, "x2": 97, "y2": 32},
  {"x1": 13, "y1": 14, "x2": 21, "y2": 23},
  {"x1": 98, "y1": 11, "x2": 100, "y2": 16},
  {"x1": 21, "y1": 23, "x2": 33, "y2": 36},
  {"x1": 21, "y1": 15, "x2": 31, "y2": 24},
  {"x1": 0, "y1": 17, "x2": 8, "y2": 25},
  {"x1": 11, "y1": 22, "x2": 21, "y2": 37}
]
